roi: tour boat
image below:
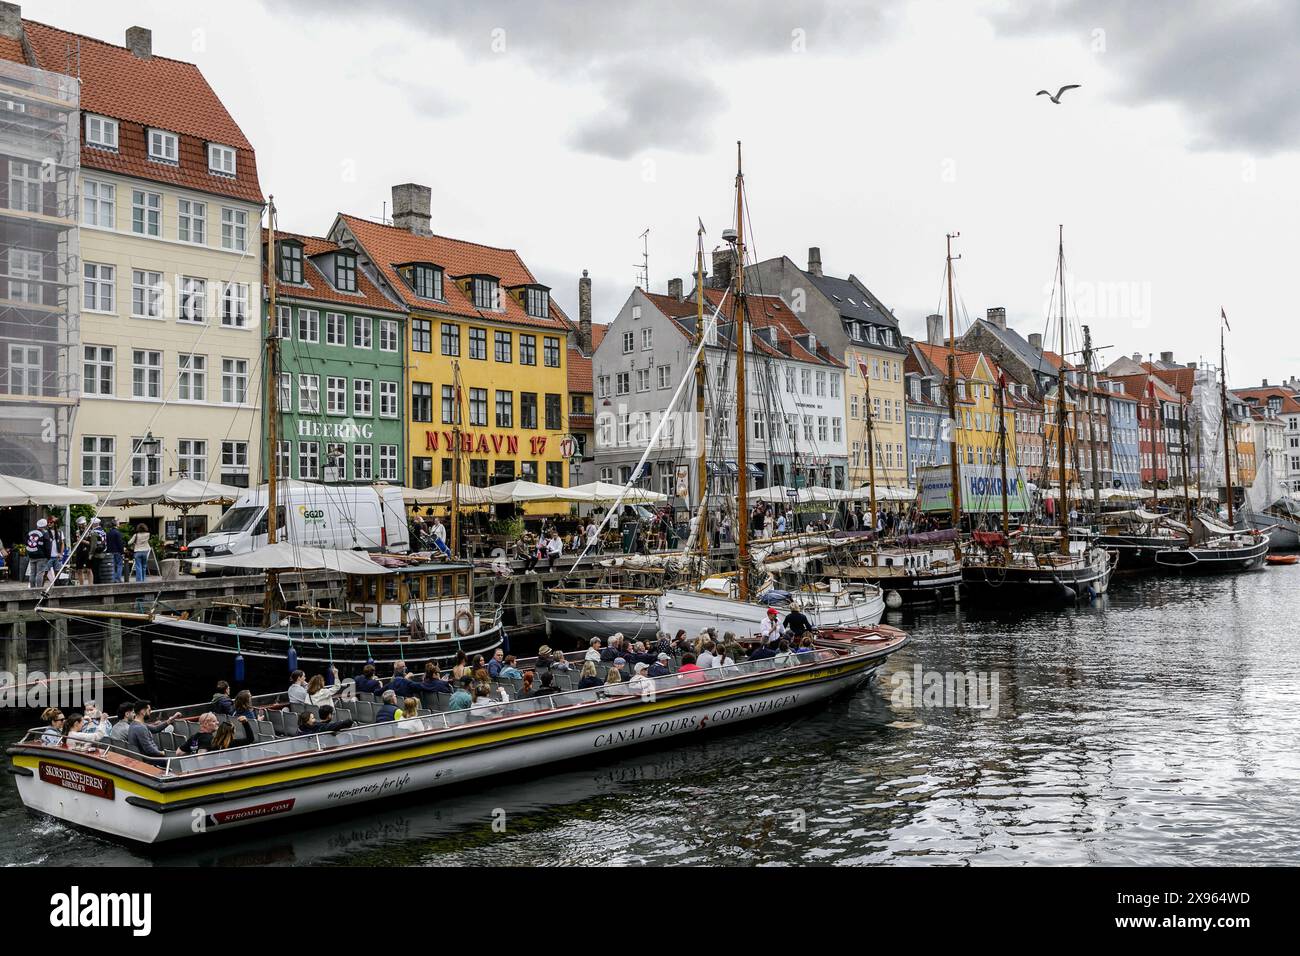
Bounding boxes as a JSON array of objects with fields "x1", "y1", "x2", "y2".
[{"x1": 7, "y1": 626, "x2": 908, "y2": 844}]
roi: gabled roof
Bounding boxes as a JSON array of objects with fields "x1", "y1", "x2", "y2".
[
  {"x1": 336, "y1": 214, "x2": 569, "y2": 331},
  {"x1": 1145, "y1": 362, "x2": 1196, "y2": 398},
  {"x1": 911, "y1": 342, "x2": 988, "y2": 380},
  {"x1": 1, "y1": 19, "x2": 261, "y2": 203},
  {"x1": 1111, "y1": 372, "x2": 1183, "y2": 406},
  {"x1": 1232, "y1": 386, "x2": 1300, "y2": 414},
  {"x1": 567, "y1": 347, "x2": 592, "y2": 394},
  {"x1": 263, "y1": 229, "x2": 404, "y2": 315},
  {"x1": 969, "y1": 319, "x2": 1058, "y2": 378},
  {"x1": 799, "y1": 270, "x2": 900, "y2": 331}
]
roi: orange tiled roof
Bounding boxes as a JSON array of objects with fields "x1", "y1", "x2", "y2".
[
  {"x1": 1143, "y1": 362, "x2": 1196, "y2": 397},
  {"x1": 692, "y1": 287, "x2": 845, "y2": 368},
  {"x1": 911, "y1": 342, "x2": 984, "y2": 379},
  {"x1": 589, "y1": 323, "x2": 607, "y2": 351},
  {"x1": 0, "y1": 35, "x2": 24, "y2": 62},
  {"x1": 566, "y1": 347, "x2": 592, "y2": 393},
  {"x1": 1233, "y1": 386, "x2": 1300, "y2": 414},
  {"x1": 263, "y1": 228, "x2": 404, "y2": 315},
  {"x1": 337, "y1": 214, "x2": 568, "y2": 331},
  {"x1": 2, "y1": 20, "x2": 262, "y2": 203}
]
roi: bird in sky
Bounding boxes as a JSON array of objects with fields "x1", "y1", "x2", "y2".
[{"x1": 1036, "y1": 84, "x2": 1081, "y2": 104}]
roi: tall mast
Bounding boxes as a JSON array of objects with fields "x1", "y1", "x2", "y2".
[
  {"x1": 865, "y1": 364, "x2": 878, "y2": 532},
  {"x1": 1056, "y1": 225, "x2": 1070, "y2": 556},
  {"x1": 1082, "y1": 324, "x2": 1101, "y2": 517},
  {"x1": 1180, "y1": 397, "x2": 1192, "y2": 524},
  {"x1": 264, "y1": 197, "x2": 280, "y2": 623},
  {"x1": 1145, "y1": 380, "x2": 1158, "y2": 511},
  {"x1": 944, "y1": 232, "x2": 962, "y2": 560},
  {"x1": 450, "y1": 360, "x2": 462, "y2": 557},
  {"x1": 694, "y1": 223, "x2": 709, "y2": 553},
  {"x1": 1219, "y1": 325, "x2": 1235, "y2": 524},
  {"x1": 732, "y1": 142, "x2": 750, "y2": 600},
  {"x1": 997, "y1": 372, "x2": 1010, "y2": 538}
]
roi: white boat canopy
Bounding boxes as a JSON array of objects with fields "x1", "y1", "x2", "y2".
[
  {"x1": 199, "y1": 543, "x2": 393, "y2": 575},
  {"x1": 0, "y1": 474, "x2": 97, "y2": 507},
  {"x1": 100, "y1": 476, "x2": 247, "y2": 508}
]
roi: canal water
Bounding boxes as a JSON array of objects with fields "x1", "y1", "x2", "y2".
[{"x1": 3, "y1": 564, "x2": 1297, "y2": 866}]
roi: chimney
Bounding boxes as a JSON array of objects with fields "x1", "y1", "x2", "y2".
[
  {"x1": 0, "y1": 3, "x2": 22, "y2": 40},
  {"x1": 986, "y1": 306, "x2": 1006, "y2": 329},
  {"x1": 1160, "y1": 350, "x2": 1174, "y2": 365},
  {"x1": 125, "y1": 25, "x2": 152, "y2": 59},
  {"x1": 1185, "y1": 362, "x2": 1196, "y2": 369},
  {"x1": 808, "y1": 247, "x2": 823, "y2": 277},
  {"x1": 578, "y1": 270, "x2": 592, "y2": 355},
  {"x1": 391, "y1": 183, "x2": 432, "y2": 237},
  {"x1": 925, "y1": 313, "x2": 944, "y2": 346},
  {"x1": 711, "y1": 248, "x2": 733, "y2": 290},
  {"x1": 1262, "y1": 378, "x2": 1269, "y2": 387},
  {"x1": 1028, "y1": 332, "x2": 1043, "y2": 352},
  {"x1": 1132, "y1": 352, "x2": 1141, "y2": 363},
  {"x1": 667, "y1": 277, "x2": 683, "y2": 301}
]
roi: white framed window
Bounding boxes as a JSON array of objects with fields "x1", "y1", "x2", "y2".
[
  {"x1": 208, "y1": 143, "x2": 236, "y2": 177},
  {"x1": 178, "y1": 198, "x2": 206, "y2": 244},
  {"x1": 8, "y1": 248, "x2": 42, "y2": 303},
  {"x1": 81, "y1": 436, "x2": 114, "y2": 488},
  {"x1": 353, "y1": 444, "x2": 373, "y2": 481},
  {"x1": 82, "y1": 179, "x2": 115, "y2": 227},
  {"x1": 298, "y1": 309, "x2": 319, "y2": 343},
  {"x1": 278, "y1": 372, "x2": 292, "y2": 411},
  {"x1": 353, "y1": 378, "x2": 372, "y2": 416},
  {"x1": 325, "y1": 312, "x2": 346, "y2": 346},
  {"x1": 641, "y1": 328, "x2": 653, "y2": 350},
  {"x1": 379, "y1": 380, "x2": 398, "y2": 418},
  {"x1": 177, "y1": 353, "x2": 206, "y2": 401},
  {"x1": 221, "y1": 282, "x2": 249, "y2": 327},
  {"x1": 616, "y1": 372, "x2": 629, "y2": 396},
  {"x1": 353, "y1": 315, "x2": 371, "y2": 350},
  {"x1": 379, "y1": 444, "x2": 398, "y2": 481},
  {"x1": 85, "y1": 114, "x2": 118, "y2": 151},
  {"x1": 178, "y1": 439, "x2": 207, "y2": 479},
  {"x1": 220, "y1": 441, "x2": 249, "y2": 484},
  {"x1": 298, "y1": 441, "x2": 319, "y2": 480},
  {"x1": 148, "y1": 129, "x2": 178, "y2": 163},
  {"x1": 130, "y1": 436, "x2": 160, "y2": 487},
  {"x1": 178, "y1": 276, "x2": 207, "y2": 323},
  {"x1": 657, "y1": 365, "x2": 671, "y2": 389},
  {"x1": 132, "y1": 189, "x2": 161, "y2": 236},
  {"x1": 83, "y1": 262, "x2": 115, "y2": 313},
  {"x1": 636, "y1": 368, "x2": 650, "y2": 392},
  {"x1": 275, "y1": 304, "x2": 292, "y2": 339},
  {"x1": 132, "y1": 349, "x2": 161, "y2": 399},
  {"x1": 127, "y1": 270, "x2": 164, "y2": 320},
  {"x1": 379, "y1": 319, "x2": 398, "y2": 352},
  {"x1": 326, "y1": 376, "x2": 347, "y2": 415},
  {"x1": 82, "y1": 345, "x2": 114, "y2": 396},
  {"x1": 275, "y1": 440, "x2": 291, "y2": 480},
  {"x1": 7, "y1": 344, "x2": 41, "y2": 394},
  {"x1": 221, "y1": 357, "x2": 248, "y2": 405},
  {"x1": 221, "y1": 207, "x2": 248, "y2": 251},
  {"x1": 622, "y1": 331, "x2": 634, "y2": 353},
  {"x1": 298, "y1": 374, "x2": 320, "y2": 413}
]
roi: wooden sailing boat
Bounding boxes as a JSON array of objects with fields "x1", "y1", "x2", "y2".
[
  {"x1": 961, "y1": 227, "x2": 1112, "y2": 601},
  {"x1": 1154, "y1": 315, "x2": 1269, "y2": 571}
]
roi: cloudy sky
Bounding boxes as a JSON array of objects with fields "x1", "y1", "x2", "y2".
[{"x1": 33, "y1": 0, "x2": 1300, "y2": 385}]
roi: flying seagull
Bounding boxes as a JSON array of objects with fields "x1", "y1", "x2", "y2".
[{"x1": 1037, "y1": 84, "x2": 1081, "y2": 104}]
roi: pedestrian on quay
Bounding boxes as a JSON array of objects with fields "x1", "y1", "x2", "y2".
[
  {"x1": 105, "y1": 519, "x2": 125, "y2": 583},
  {"x1": 128, "y1": 523, "x2": 152, "y2": 582}
]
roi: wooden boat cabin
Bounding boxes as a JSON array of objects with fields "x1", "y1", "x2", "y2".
[{"x1": 346, "y1": 560, "x2": 478, "y2": 634}]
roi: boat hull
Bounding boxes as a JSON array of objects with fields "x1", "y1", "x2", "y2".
[
  {"x1": 10, "y1": 640, "x2": 902, "y2": 844},
  {"x1": 1248, "y1": 515, "x2": 1299, "y2": 550},
  {"x1": 656, "y1": 586, "x2": 884, "y2": 638},
  {"x1": 541, "y1": 603, "x2": 660, "y2": 648},
  {"x1": 1154, "y1": 537, "x2": 1270, "y2": 574},
  {"x1": 961, "y1": 548, "x2": 1112, "y2": 603},
  {"x1": 1093, "y1": 533, "x2": 1183, "y2": 573},
  {"x1": 142, "y1": 615, "x2": 504, "y2": 699}
]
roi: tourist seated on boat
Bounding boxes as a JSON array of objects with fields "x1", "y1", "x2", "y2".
[
  {"x1": 627, "y1": 662, "x2": 653, "y2": 693},
  {"x1": 604, "y1": 666, "x2": 623, "y2": 686},
  {"x1": 696, "y1": 642, "x2": 716, "y2": 669},
  {"x1": 532, "y1": 672, "x2": 561, "y2": 697},
  {"x1": 795, "y1": 636, "x2": 816, "y2": 656},
  {"x1": 376, "y1": 690, "x2": 403, "y2": 722},
  {"x1": 649, "y1": 653, "x2": 672, "y2": 678},
  {"x1": 577, "y1": 661, "x2": 603, "y2": 689},
  {"x1": 232, "y1": 689, "x2": 263, "y2": 723},
  {"x1": 773, "y1": 640, "x2": 797, "y2": 666},
  {"x1": 600, "y1": 634, "x2": 624, "y2": 663},
  {"x1": 584, "y1": 638, "x2": 603, "y2": 663},
  {"x1": 209, "y1": 723, "x2": 238, "y2": 751},
  {"x1": 415, "y1": 663, "x2": 452, "y2": 694},
  {"x1": 211, "y1": 681, "x2": 235, "y2": 716},
  {"x1": 783, "y1": 608, "x2": 812, "y2": 639},
  {"x1": 177, "y1": 712, "x2": 220, "y2": 754},
  {"x1": 354, "y1": 664, "x2": 383, "y2": 696},
  {"x1": 624, "y1": 642, "x2": 656, "y2": 669},
  {"x1": 307, "y1": 673, "x2": 345, "y2": 705},
  {"x1": 137, "y1": 701, "x2": 183, "y2": 736},
  {"x1": 396, "y1": 698, "x2": 422, "y2": 731},
  {"x1": 498, "y1": 656, "x2": 524, "y2": 680},
  {"x1": 712, "y1": 644, "x2": 735, "y2": 669},
  {"x1": 288, "y1": 670, "x2": 310, "y2": 705},
  {"x1": 80, "y1": 702, "x2": 112, "y2": 738},
  {"x1": 487, "y1": 648, "x2": 506, "y2": 679},
  {"x1": 451, "y1": 652, "x2": 471, "y2": 682},
  {"x1": 314, "y1": 703, "x2": 354, "y2": 734},
  {"x1": 39, "y1": 709, "x2": 65, "y2": 745},
  {"x1": 520, "y1": 671, "x2": 536, "y2": 696},
  {"x1": 108, "y1": 702, "x2": 135, "y2": 746},
  {"x1": 677, "y1": 653, "x2": 707, "y2": 684},
  {"x1": 125, "y1": 704, "x2": 167, "y2": 762},
  {"x1": 472, "y1": 667, "x2": 493, "y2": 697},
  {"x1": 448, "y1": 678, "x2": 474, "y2": 710},
  {"x1": 746, "y1": 642, "x2": 777, "y2": 662},
  {"x1": 387, "y1": 663, "x2": 423, "y2": 700},
  {"x1": 535, "y1": 645, "x2": 557, "y2": 668}
]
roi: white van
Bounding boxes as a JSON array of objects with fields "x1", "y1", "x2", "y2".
[{"x1": 187, "y1": 481, "x2": 409, "y2": 563}]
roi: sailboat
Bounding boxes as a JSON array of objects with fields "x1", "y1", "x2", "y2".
[
  {"x1": 138, "y1": 199, "x2": 505, "y2": 697},
  {"x1": 961, "y1": 227, "x2": 1112, "y2": 602},
  {"x1": 1244, "y1": 409, "x2": 1300, "y2": 550},
  {"x1": 1154, "y1": 317, "x2": 1270, "y2": 572},
  {"x1": 656, "y1": 145, "x2": 886, "y2": 639}
]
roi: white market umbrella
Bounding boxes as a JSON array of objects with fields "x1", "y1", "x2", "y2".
[
  {"x1": 486, "y1": 479, "x2": 590, "y2": 504},
  {"x1": 0, "y1": 474, "x2": 97, "y2": 507},
  {"x1": 566, "y1": 480, "x2": 668, "y2": 505},
  {"x1": 401, "y1": 482, "x2": 493, "y2": 506},
  {"x1": 100, "y1": 476, "x2": 246, "y2": 508}
]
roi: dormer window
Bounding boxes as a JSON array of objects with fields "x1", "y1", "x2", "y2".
[
  {"x1": 86, "y1": 114, "x2": 118, "y2": 151},
  {"x1": 208, "y1": 144, "x2": 237, "y2": 177},
  {"x1": 148, "y1": 129, "x2": 178, "y2": 164},
  {"x1": 867, "y1": 326, "x2": 877, "y2": 343},
  {"x1": 335, "y1": 252, "x2": 357, "y2": 292},
  {"x1": 526, "y1": 286, "x2": 550, "y2": 318},
  {"x1": 472, "y1": 276, "x2": 500, "y2": 310},
  {"x1": 405, "y1": 264, "x2": 442, "y2": 300},
  {"x1": 278, "y1": 241, "x2": 303, "y2": 284}
]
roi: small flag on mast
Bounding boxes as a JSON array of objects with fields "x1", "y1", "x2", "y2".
[{"x1": 1221, "y1": 306, "x2": 1230, "y2": 331}]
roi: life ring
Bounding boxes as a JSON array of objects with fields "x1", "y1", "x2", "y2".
[{"x1": 454, "y1": 609, "x2": 475, "y2": 637}]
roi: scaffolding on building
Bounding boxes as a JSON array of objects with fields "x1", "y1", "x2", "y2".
[{"x1": 0, "y1": 56, "x2": 79, "y2": 484}]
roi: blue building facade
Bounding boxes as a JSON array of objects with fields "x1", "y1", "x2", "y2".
[
  {"x1": 904, "y1": 368, "x2": 950, "y2": 484},
  {"x1": 1106, "y1": 381, "x2": 1141, "y2": 492}
]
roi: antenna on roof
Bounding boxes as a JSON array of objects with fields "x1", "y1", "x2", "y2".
[{"x1": 634, "y1": 228, "x2": 649, "y2": 288}]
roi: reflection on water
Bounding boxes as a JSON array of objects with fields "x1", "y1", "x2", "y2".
[{"x1": 3, "y1": 565, "x2": 1298, "y2": 866}]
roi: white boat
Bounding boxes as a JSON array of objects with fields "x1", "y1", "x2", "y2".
[
  {"x1": 658, "y1": 576, "x2": 884, "y2": 639},
  {"x1": 8, "y1": 628, "x2": 907, "y2": 844}
]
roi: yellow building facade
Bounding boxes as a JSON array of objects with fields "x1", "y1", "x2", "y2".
[{"x1": 846, "y1": 343, "x2": 909, "y2": 487}]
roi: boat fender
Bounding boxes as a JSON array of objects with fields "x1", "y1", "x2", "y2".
[
  {"x1": 233, "y1": 653, "x2": 245, "y2": 683},
  {"x1": 885, "y1": 590, "x2": 904, "y2": 610},
  {"x1": 1060, "y1": 584, "x2": 1077, "y2": 601},
  {"x1": 287, "y1": 645, "x2": 298, "y2": 673},
  {"x1": 1085, "y1": 585, "x2": 1096, "y2": 601},
  {"x1": 325, "y1": 664, "x2": 336, "y2": 686},
  {"x1": 454, "y1": 609, "x2": 474, "y2": 637}
]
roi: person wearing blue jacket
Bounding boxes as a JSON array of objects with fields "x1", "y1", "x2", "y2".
[
  {"x1": 353, "y1": 664, "x2": 383, "y2": 696},
  {"x1": 374, "y1": 690, "x2": 402, "y2": 722}
]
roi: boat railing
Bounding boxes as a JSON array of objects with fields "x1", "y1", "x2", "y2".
[{"x1": 14, "y1": 647, "x2": 852, "y2": 776}]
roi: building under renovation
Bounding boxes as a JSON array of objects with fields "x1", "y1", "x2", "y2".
[{"x1": 0, "y1": 51, "x2": 79, "y2": 483}]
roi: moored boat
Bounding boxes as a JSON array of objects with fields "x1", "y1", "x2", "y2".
[{"x1": 7, "y1": 627, "x2": 908, "y2": 844}]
